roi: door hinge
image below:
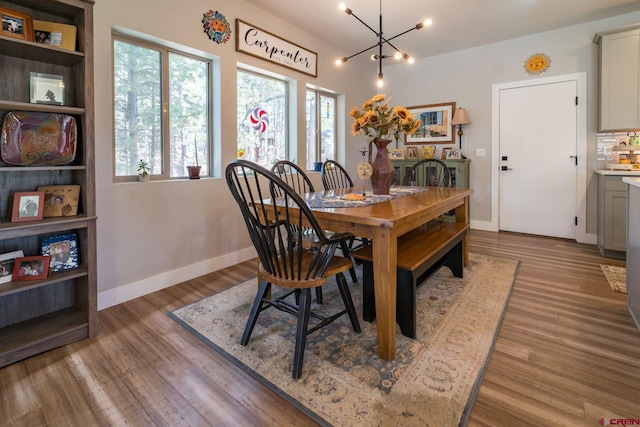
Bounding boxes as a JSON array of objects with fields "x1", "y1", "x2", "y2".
[
  {"x1": 575, "y1": 216, "x2": 578, "y2": 226},
  {"x1": 575, "y1": 96, "x2": 578, "y2": 105}
]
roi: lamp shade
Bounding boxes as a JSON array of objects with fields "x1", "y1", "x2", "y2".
[{"x1": 451, "y1": 108, "x2": 470, "y2": 125}]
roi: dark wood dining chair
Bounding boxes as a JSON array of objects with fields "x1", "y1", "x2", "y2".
[
  {"x1": 321, "y1": 160, "x2": 369, "y2": 251},
  {"x1": 321, "y1": 160, "x2": 354, "y2": 190},
  {"x1": 402, "y1": 159, "x2": 452, "y2": 187},
  {"x1": 271, "y1": 160, "x2": 358, "y2": 285},
  {"x1": 226, "y1": 160, "x2": 361, "y2": 379}
]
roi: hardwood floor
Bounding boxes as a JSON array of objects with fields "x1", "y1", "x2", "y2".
[{"x1": 1, "y1": 230, "x2": 639, "y2": 426}]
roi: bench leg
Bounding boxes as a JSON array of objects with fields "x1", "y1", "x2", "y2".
[
  {"x1": 396, "y1": 270, "x2": 416, "y2": 339},
  {"x1": 444, "y1": 240, "x2": 464, "y2": 278},
  {"x1": 361, "y1": 262, "x2": 376, "y2": 322}
]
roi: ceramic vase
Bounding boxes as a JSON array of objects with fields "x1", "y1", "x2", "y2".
[{"x1": 369, "y1": 137, "x2": 394, "y2": 195}]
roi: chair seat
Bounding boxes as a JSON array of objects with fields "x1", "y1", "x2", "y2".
[{"x1": 259, "y1": 252, "x2": 353, "y2": 289}]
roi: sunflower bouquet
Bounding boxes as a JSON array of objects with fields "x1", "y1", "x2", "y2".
[{"x1": 349, "y1": 94, "x2": 421, "y2": 140}]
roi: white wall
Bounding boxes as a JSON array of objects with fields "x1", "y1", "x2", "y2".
[
  {"x1": 384, "y1": 10, "x2": 640, "y2": 231},
  {"x1": 94, "y1": 0, "x2": 372, "y2": 308}
]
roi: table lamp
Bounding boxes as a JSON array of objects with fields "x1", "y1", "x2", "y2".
[{"x1": 451, "y1": 108, "x2": 471, "y2": 149}]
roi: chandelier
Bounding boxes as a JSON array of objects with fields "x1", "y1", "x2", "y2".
[{"x1": 335, "y1": 1, "x2": 432, "y2": 87}]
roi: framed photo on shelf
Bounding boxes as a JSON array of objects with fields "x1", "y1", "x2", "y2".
[
  {"x1": 12, "y1": 256, "x2": 50, "y2": 281},
  {"x1": 11, "y1": 191, "x2": 45, "y2": 222},
  {"x1": 388, "y1": 148, "x2": 404, "y2": 160},
  {"x1": 0, "y1": 250, "x2": 24, "y2": 285},
  {"x1": 447, "y1": 149, "x2": 462, "y2": 159},
  {"x1": 30, "y1": 72, "x2": 65, "y2": 105},
  {"x1": 33, "y1": 20, "x2": 77, "y2": 51},
  {"x1": 0, "y1": 7, "x2": 34, "y2": 41},
  {"x1": 405, "y1": 102, "x2": 456, "y2": 144},
  {"x1": 41, "y1": 233, "x2": 79, "y2": 273},
  {"x1": 37, "y1": 185, "x2": 80, "y2": 217},
  {"x1": 441, "y1": 147, "x2": 453, "y2": 160},
  {"x1": 406, "y1": 146, "x2": 419, "y2": 160}
]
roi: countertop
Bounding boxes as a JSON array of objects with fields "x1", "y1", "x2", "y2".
[
  {"x1": 595, "y1": 169, "x2": 640, "y2": 176},
  {"x1": 623, "y1": 177, "x2": 640, "y2": 188}
]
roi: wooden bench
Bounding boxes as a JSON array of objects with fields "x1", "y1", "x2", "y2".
[{"x1": 351, "y1": 221, "x2": 469, "y2": 339}]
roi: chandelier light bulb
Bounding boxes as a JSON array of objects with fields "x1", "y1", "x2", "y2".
[
  {"x1": 377, "y1": 73, "x2": 384, "y2": 87},
  {"x1": 335, "y1": 57, "x2": 348, "y2": 65},
  {"x1": 371, "y1": 54, "x2": 378, "y2": 61},
  {"x1": 338, "y1": 3, "x2": 346, "y2": 11},
  {"x1": 407, "y1": 56, "x2": 415, "y2": 64},
  {"x1": 393, "y1": 52, "x2": 402, "y2": 60},
  {"x1": 424, "y1": 18, "x2": 433, "y2": 27}
]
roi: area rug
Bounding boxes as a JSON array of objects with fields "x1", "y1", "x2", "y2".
[
  {"x1": 601, "y1": 264, "x2": 627, "y2": 294},
  {"x1": 170, "y1": 253, "x2": 519, "y2": 426}
]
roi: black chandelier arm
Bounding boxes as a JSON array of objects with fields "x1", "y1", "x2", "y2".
[{"x1": 347, "y1": 9, "x2": 380, "y2": 38}]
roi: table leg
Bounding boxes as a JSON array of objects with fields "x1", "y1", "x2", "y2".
[
  {"x1": 455, "y1": 196, "x2": 470, "y2": 267},
  {"x1": 371, "y1": 226, "x2": 398, "y2": 361}
]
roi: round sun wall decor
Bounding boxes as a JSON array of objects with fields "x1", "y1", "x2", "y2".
[
  {"x1": 202, "y1": 10, "x2": 231, "y2": 44},
  {"x1": 524, "y1": 53, "x2": 551, "y2": 75}
]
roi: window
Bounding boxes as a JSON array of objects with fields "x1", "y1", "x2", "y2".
[
  {"x1": 113, "y1": 34, "x2": 211, "y2": 180},
  {"x1": 306, "y1": 89, "x2": 336, "y2": 171},
  {"x1": 237, "y1": 70, "x2": 288, "y2": 167}
]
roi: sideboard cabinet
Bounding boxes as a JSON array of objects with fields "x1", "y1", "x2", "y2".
[
  {"x1": 392, "y1": 158, "x2": 470, "y2": 188},
  {"x1": 0, "y1": 0, "x2": 96, "y2": 367}
]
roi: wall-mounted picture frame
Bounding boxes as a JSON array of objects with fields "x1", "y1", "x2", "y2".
[
  {"x1": 30, "y1": 72, "x2": 65, "y2": 105},
  {"x1": 388, "y1": 148, "x2": 404, "y2": 159},
  {"x1": 37, "y1": 185, "x2": 80, "y2": 217},
  {"x1": 11, "y1": 191, "x2": 45, "y2": 222},
  {"x1": 12, "y1": 256, "x2": 50, "y2": 281},
  {"x1": 0, "y1": 250, "x2": 24, "y2": 285},
  {"x1": 0, "y1": 7, "x2": 34, "y2": 41},
  {"x1": 405, "y1": 102, "x2": 456, "y2": 144},
  {"x1": 441, "y1": 147, "x2": 453, "y2": 160},
  {"x1": 33, "y1": 20, "x2": 77, "y2": 51},
  {"x1": 406, "y1": 146, "x2": 419, "y2": 160},
  {"x1": 41, "y1": 233, "x2": 79, "y2": 273}
]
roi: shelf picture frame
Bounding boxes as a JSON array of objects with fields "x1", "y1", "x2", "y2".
[
  {"x1": 0, "y1": 250, "x2": 24, "y2": 285},
  {"x1": 388, "y1": 148, "x2": 405, "y2": 159},
  {"x1": 33, "y1": 19, "x2": 77, "y2": 51},
  {"x1": 441, "y1": 147, "x2": 454, "y2": 160},
  {"x1": 37, "y1": 185, "x2": 80, "y2": 217},
  {"x1": 406, "y1": 146, "x2": 419, "y2": 160},
  {"x1": 41, "y1": 233, "x2": 79, "y2": 273},
  {"x1": 11, "y1": 191, "x2": 45, "y2": 222},
  {"x1": 405, "y1": 102, "x2": 456, "y2": 144},
  {"x1": 30, "y1": 72, "x2": 65, "y2": 105},
  {"x1": 12, "y1": 256, "x2": 50, "y2": 281},
  {"x1": 0, "y1": 7, "x2": 34, "y2": 41}
]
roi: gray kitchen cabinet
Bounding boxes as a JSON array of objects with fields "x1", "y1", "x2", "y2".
[
  {"x1": 625, "y1": 178, "x2": 640, "y2": 330},
  {"x1": 598, "y1": 174, "x2": 628, "y2": 258},
  {"x1": 594, "y1": 26, "x2": 640, "y2": 131}
]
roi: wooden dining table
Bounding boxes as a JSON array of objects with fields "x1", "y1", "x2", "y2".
[{"x1": 301, "y1": 186, "x2": 473, "y2": 361}]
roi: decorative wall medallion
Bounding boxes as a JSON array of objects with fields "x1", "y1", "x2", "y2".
[
  {"x1": 202, "y1": 10, "x2": 231, "y2": 44},
  {"x1": 524, "y1": 53, "x2": 551, "y2": 75}
]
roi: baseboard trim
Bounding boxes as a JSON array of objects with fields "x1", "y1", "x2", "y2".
[
  {"x1": 470, "y1": 220, "x2": 498, "y2": 232},
  {"x1": 98, "y1": 247, "x2": 257, "y2": 310}
]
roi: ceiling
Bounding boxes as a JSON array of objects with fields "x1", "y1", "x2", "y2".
[{"x1": 244, "y1": 0, "x2": 640, "y2": 62}]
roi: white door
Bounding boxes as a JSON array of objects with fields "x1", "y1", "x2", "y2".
[{"x1": 499, "y1": 80, "x2": 577, "y2": 239}]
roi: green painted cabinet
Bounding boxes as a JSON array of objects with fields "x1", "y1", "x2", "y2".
[{"x1": 391, "y1": 159, "x2": 470, "y2": 188}]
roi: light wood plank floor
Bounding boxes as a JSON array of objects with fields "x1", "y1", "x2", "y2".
[{"x1": 1, "y1": 230, "x2": 639, "y2": 426}]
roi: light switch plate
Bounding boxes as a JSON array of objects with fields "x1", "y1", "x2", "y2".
[{"x1": 476, "y1": 149, "x2": 486, "y2": 157}]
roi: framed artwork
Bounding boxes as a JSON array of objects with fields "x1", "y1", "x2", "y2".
[
  {"x1": 12, "y1": 256, "x2": 50, "y2": 281},
  {"x1": 388, "y1": 148, "x2": 404, "y2": 159},
  {"x1": 441, "y1": 147, "x2": 453, "y2": 160},
  {"x1": 0, "y1": 7, "x2": 33, "y2": 41},
  {"x1": 41, "y1": 233, "x2": 79, "y2": 273},
  {"x1": 405, "y1": 102, "x2": 456, "y2": 144},
  {"x1": 33, "y1": 20, "x2": 77, "y2": 51},
  {"x1": 37, "y1": 185, "x2": 80, "y2": 217},
  {"x1": 0, "y1": 250, "x2": 24, "y2": 285},
  {"x1": 30, "y1": 72, "x2": 65, "y2": 105},
  {"x1": 11, "y1": 191, "x2": 45, "y2": 222},
  {"x1": 406, "y1": 146, "x2": 419, "y2": 160}
]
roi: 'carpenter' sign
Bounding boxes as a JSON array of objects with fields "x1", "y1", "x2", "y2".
[{"x1": 236, "y1": 19, "x2": 317, "y2": 78}]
